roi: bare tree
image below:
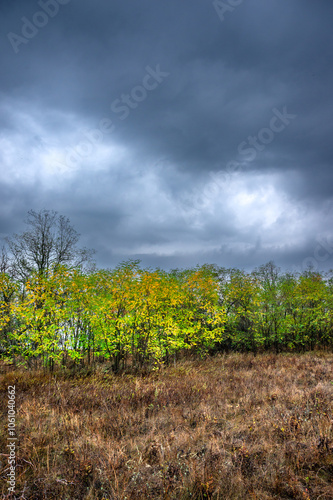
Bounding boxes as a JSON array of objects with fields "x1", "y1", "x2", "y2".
[
  {"x1": 5, "y1": 209, "x2": 95, "y2": 280},
  {"x1": 252, "y1": 261, "x2": 281, "y2": 289},
  {"x1": 0, "y1": 245, "x2": 11, "y2": 274}
]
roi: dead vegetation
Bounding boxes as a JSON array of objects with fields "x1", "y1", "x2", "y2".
[{"x1": 1, "y1": 352, "x2": 333, "y2": 499}]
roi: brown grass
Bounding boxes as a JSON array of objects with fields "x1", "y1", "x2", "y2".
[{"x1": 1, "y1": 352, "x2": 333, "y2": 499}]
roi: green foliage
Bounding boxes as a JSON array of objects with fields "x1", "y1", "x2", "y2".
[{"x1": 1, "y1": 261, "x2": 332, "y2": 371}]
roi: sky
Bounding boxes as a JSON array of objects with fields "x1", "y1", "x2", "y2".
[{"x1": 1, "y1": 0, "x2": 333, "y2": 273}]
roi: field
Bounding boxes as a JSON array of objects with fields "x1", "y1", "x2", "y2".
[{"x1": 1, "y1": 352, "x2": 333, "y2": 499}]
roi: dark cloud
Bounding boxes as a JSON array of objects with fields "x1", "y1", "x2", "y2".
[{"x1": 1, "y1": 0, "x2": 333, "y2": 272}]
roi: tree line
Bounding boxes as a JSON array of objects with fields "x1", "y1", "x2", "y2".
[{"x1": 0, "y1": 210, "x2": 332, "y2": 372}]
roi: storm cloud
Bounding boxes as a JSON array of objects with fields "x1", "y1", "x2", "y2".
[{"x1": 1, "y1": 0, "x2": 333, "y2": 272}]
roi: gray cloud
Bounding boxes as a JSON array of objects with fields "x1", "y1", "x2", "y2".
[{"x1": 1, "y1": 0, "x2": 333, "y2": 272}]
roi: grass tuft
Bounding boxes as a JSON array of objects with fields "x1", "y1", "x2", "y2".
[{"x1": 1, "y1": 352, "x2": 332, "y2": 499}]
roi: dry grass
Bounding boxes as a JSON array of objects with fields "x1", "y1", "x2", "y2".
[{"x1": 1, "y1": 352, "x2": 333, "y2": 499}]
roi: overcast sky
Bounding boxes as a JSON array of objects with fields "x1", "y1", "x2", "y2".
[{"x1": 1, "y1": 0, "x2": 333, "y2": 273}]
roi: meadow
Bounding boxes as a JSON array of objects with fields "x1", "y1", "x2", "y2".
[
  {"x1": 1, "y1": 351, "x2": 332, "y2": 499},
  {"x1": 1, "y1": 260, "x2": 333, "y2": 497}
]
